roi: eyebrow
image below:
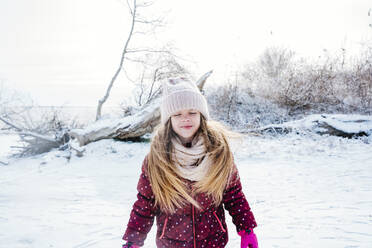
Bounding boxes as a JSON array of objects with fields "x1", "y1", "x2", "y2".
[{"x1": 173, "y1": 110, "x2": 197, "y2": 115}]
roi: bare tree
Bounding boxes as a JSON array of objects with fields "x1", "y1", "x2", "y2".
[
  {"x1": 132, "y1": 54, "x2": 190, "y2": 107},
  {"x1": 96, "y1": 0, "x2": 168, "y2": 120}
]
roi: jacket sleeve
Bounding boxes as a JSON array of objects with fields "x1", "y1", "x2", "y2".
[
  {"x1": 223, "y1": 162, "x2": 257, "y2": 233},
  {"x1": 122, "y1": 156, "x2": 158, "y2": 246}
]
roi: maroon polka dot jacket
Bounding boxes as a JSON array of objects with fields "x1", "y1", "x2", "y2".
[{"x1": 122, "y1": 156, "x2": 257, "y2": 248}]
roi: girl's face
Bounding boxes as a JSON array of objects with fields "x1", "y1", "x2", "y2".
[{"x1": 170, "y1": 109, "x2": 201, "y2": 144}]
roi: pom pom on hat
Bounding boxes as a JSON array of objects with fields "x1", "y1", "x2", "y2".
[{"x1": 160, "y1": 78, "x2": 209, "y2": 124}]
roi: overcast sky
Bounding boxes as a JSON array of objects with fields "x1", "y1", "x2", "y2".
[{"x1": 1, "y1": 0, "x2": 371, "y2": 107}]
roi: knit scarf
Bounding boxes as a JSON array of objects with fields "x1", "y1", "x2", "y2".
[{"x1": 171, "y1": 135, "x2": 211, "y2": 182}]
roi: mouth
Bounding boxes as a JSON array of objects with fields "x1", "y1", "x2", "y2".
[{"x1": 181, "y1": 125, "x2": 193, "y2": 129}]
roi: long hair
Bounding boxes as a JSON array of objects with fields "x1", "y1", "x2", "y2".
[{"x1": 147, "y1": 115, "x2": 235, "y2": 214}]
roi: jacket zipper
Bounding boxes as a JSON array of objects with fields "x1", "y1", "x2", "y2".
[
  {"x1": 192, "y1": 205, "x2": 196, "y2": 248},
  {"x1": 159, "y1": 217, "x2": 168, "y2": 239},
  {"x1": 213, "y1": 211, "x2": 226, "y2": 233}
]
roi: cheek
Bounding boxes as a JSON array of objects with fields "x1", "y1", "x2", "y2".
[
  {"x1": 170, "y1": 119, "x2": 181, "y2": 132},
  {"x1": 170, "y1": 118, "x2": 177, "y2": 128},
  {"x1": 193, "y1": 117, "x2": 201, "y2": 129}
]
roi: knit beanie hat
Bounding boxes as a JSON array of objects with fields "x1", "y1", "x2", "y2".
[{"x1": 160, "y1": 78, "x2": 210, "y2": 124}]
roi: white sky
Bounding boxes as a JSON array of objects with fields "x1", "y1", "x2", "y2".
[{"x1": 0, "y1": 0, "x2": 371, "y2": 107}]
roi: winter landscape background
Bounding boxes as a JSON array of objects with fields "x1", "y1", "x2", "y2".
[
  {"x1": 1, "y1": 0, "x2": 372, "y2": 247},
  {"x1": 1, "y1": 123, "x2": 372, "y2": 247}
]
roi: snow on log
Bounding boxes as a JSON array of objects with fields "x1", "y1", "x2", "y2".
[
  {"x1": 0, "y1": 160, "x2": 9, "y2": 165},
  {"x1": 244, "y1": 114, "x2": 372, "y2": 137},
  {"x1": 69, "y1": 98, "x2": 161, "y2": 146}
]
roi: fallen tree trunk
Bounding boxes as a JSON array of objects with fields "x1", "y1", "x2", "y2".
[
  {"x1": 1, "y1": 72, "x2": 213, "y2": 158},
  {"x1": 242, "y1": 114, "x2": 372, "y2": 137},
  {"x1": 69, "y1": 98, "x2": 161, "y2": 146},
  {"x1": 69, "y1": 71, "x2": 213, "y2": 146}
]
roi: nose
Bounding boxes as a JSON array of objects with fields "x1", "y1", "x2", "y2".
[{"x1": 181, "y1": 116, "x2": 191, "y2": 122}]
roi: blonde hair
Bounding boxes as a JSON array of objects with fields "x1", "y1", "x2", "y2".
[{"x1": 147, "y1": 115, "x2": 235, "y2": 214}]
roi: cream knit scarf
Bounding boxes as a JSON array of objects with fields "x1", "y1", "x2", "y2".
[{"x1": 171, "y1": 135, "x2": 212, "y2": 182}]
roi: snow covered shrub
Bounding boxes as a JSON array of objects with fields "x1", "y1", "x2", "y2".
[
  {"x1": 278, "y1": 61, "x2": 341, "y2": 114},
  {"x1": 3, "y1": 106, "x2": 82, "y2": 157},
  {"x1": 242, "y1": 46, "x2": 372, "y2": 115},
  {"x1": 206, "y1": 82, "x2": 289, "y2": 129},
  {"x1": 242, "y1": 47, "x2": 296, "y2": 99},
  {"x1": 258, "y1": 46, "x2": 294, "y2": 78},
  {"x1": 339, "y1": 46, "x2": 372, "y2": 112}
]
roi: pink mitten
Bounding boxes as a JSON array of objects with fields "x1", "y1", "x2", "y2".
[
  {"x1": 238, "y1": 229, "x2": 258, "y2": 248},
  {"x1": 122, "y1": 242, "x2": 140, "y2": 248}
]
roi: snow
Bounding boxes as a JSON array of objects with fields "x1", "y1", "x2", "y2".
[
  {"x1": 1, "y1": 129, "x2": 372, "y2": 247},
  {"x1": 0, "y1": 131, "x2": 19, "y2": 163}
]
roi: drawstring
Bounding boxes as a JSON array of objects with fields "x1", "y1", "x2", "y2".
[
  {"x1": 213, "y1": 211, "x2": 226, "y2": 233},
  {"x1": 159, "y1": 217, "x2": 168, "y2": 239}
]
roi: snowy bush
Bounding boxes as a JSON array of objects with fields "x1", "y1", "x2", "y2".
[
  {"x1": 1, "y1": 106, "x2": 82, "y2": 157},
  {"x1": 206, "y1": 83, "x2": 289, "y2": 129},
  {"x1": 339, "y1": 46, "x2": 372, "y2": 110},
  {"x1": 241, "y1": 46, "x2": 372, "y2": 115}
]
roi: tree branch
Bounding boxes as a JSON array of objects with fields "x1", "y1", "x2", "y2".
[
  {"x1": 126, "y1": 0, "x2": 133, "y2": 15},
  {"x1": 0, "y1": 116, "x2": 22, "y2": 132},
  {"x1": 96, "y1": 0, "x2": 137, "y2": 120}
]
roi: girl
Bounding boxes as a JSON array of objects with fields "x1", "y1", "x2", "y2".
[{"x1": 122, "y1": 78, "x2": 258, "y2": 248}]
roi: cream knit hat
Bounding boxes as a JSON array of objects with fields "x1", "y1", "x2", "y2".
[{"x1": 160, "y1": 78, "x2": 210, "y2": 124}]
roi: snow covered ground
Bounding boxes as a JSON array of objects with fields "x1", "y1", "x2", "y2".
[{"x1": 1, "y1": 131, "x2": 372, "y2": 248}]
